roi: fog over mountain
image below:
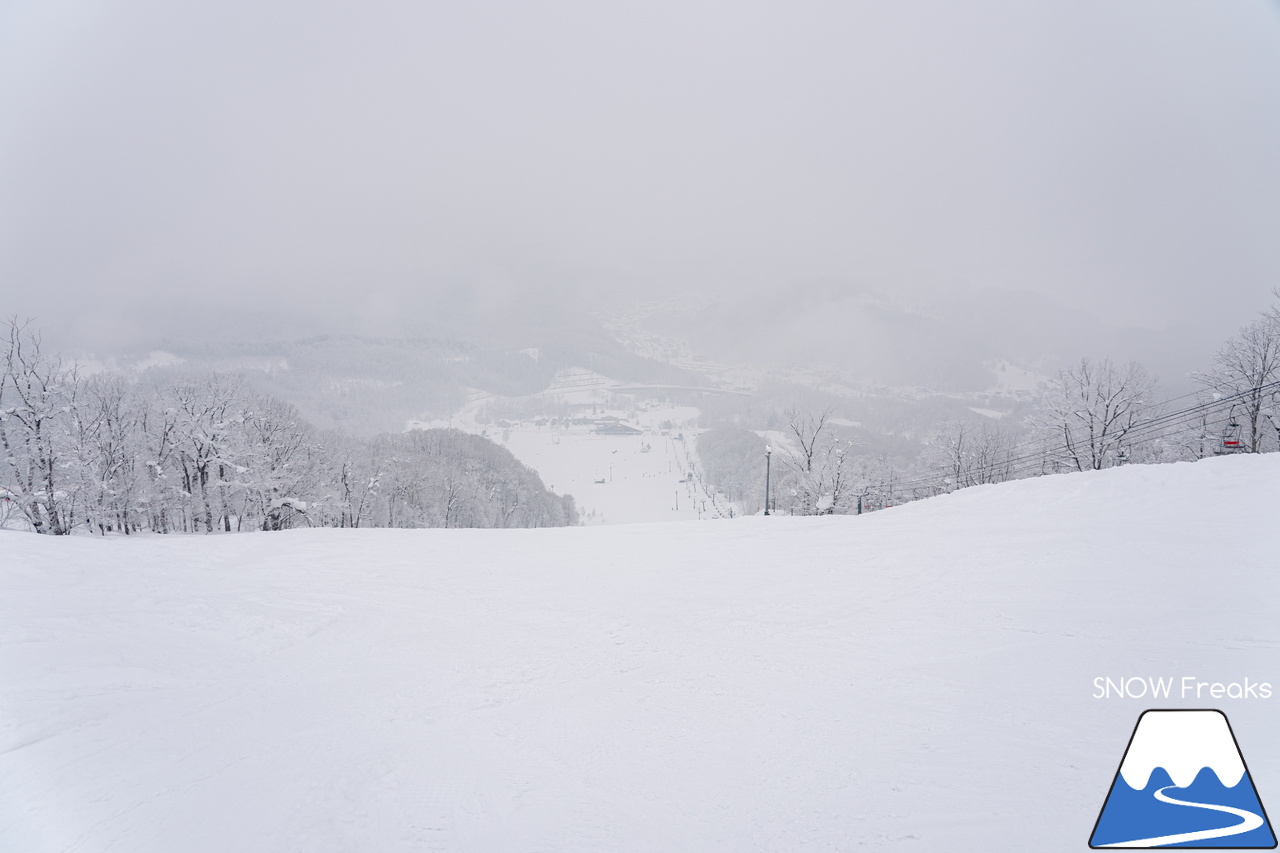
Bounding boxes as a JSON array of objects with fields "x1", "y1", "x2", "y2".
[{"x1": 2, "y1": 1, "x2": 1279, "y2": 395}]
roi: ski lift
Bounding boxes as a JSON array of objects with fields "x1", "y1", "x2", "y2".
[{"x1": 1219, "y1": 419, "x2": 1245, "y2": 454}]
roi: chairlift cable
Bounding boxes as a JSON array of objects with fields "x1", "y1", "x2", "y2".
[{"x1": 858, "y1": 378, "x2": 1280, "y2": 497}]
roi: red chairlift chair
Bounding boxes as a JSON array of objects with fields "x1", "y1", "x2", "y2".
[{"x1": 1219, "y1": 419, "x2": 1245, "y2": 453}]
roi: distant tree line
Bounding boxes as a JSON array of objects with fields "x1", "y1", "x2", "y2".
[
  {"x1": 697, "y1": 427, "x2": 770, "y2": 514},
  {"x1": 0, "y1": 319, "x2": 576, "y2": 535},
  {"x1": 698, "y1": 294, "x2": 1280, "y2": 516}
]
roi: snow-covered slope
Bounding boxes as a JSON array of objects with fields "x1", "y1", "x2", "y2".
[{"x1": 3, "y1": 456, "x2": 1279, "y2": 851}]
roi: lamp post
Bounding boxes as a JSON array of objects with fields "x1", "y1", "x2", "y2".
[{"x1": 764, "y1": 443, "x2": 772, "y2": 516}]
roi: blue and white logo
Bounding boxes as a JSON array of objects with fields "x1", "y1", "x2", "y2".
[{"x1": 1090, "y1": 709, "x2": 1276, "y2": 848}]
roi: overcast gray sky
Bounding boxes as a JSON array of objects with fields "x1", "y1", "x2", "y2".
[{"x1": 2, "y1": 0, "x2": 1279, "y2": 349}]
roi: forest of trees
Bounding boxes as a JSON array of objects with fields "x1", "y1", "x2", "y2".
[
  {"x1": 698, "y1": 296, "x2": 1280, "y2": 516},
  {"x1": 0, "y1": 320, "x2": 576, "y2": 535}
]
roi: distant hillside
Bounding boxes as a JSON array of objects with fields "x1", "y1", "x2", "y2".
[{"x1": 123, "y1": 327, "x2": 697, "y2": 436}]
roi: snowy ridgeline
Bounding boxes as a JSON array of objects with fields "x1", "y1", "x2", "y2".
[{"x1": 3, "y1": 454, "x2": 1279, "y2": 851}]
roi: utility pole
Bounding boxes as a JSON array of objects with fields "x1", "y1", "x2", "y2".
[{"x1": 764, "y1": 444, "x2": 772, "y2": 516}]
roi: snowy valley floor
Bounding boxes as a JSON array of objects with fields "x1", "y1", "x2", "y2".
[{"x1": 3, "y1": 455, "x2": 1280, "y2": 852}]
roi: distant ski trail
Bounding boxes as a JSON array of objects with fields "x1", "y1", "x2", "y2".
[{"x1": 1100, "y1": 785, "x2": 1264, "y2": 847}]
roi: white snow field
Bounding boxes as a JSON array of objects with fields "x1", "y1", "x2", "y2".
[
  {"x1": 3, "y1": 455, "x2": 1279, "y2": 852},
  {"x1": 502, "y1": 430, "x2": 719, "y2": 524}
]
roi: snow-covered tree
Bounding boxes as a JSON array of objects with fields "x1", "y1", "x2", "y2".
[
  {"x1": 921, "y1": 418, "x2": 1020, "y2": 491},
  {"x1": 851, "y1": 452, "x2": 907, "y2": 512},
  {"x1": 321, "y1": 429, "x2": 383, "y2": 529},
  {"x1": 777, "y1": 407, "x2": 855, "y2": 515},
  {"x1": 139, "y1": 386, "x2": 186, "y2": 533},
  {"x1": 0, "y1": 319, "x2": 77, "y2": 534},
  {"x1": 73, "y1": 374, "x2": 148, "y2": 534},
  {"x1": 165, "y1": 374, "x2": 246, "y2": 532},
  {"x1": 1032, "y1": 358, "x2": 1156, "y2": 471},
  {"x1": 696, "y1": 426, "x2": 769, "y2": 514},
  {"x1": 368, "y1": 429, "x2": 576, "y2": 529},
  {"x1": 1198, "y1": 313, "x2": 1280, "y2": 454},
  {"x1": 237, "y1": 394, "x2": 321, "y2": 531}
]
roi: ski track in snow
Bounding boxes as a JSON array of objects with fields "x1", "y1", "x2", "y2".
[
  {"x1": 2, "y1": 454, "x2": 1279, "y2": 851},
  {"x1": 1100, "y1": 785, "x2": 1264, "y2": 847}
]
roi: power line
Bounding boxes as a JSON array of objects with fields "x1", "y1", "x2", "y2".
[{"x1": 862, "y1": 379, "x2": 1280, "y2": 498}]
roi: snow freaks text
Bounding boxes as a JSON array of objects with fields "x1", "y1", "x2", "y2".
[{"x1": 1093, "y1": 677, "x2": 1273, "y2": 700}]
